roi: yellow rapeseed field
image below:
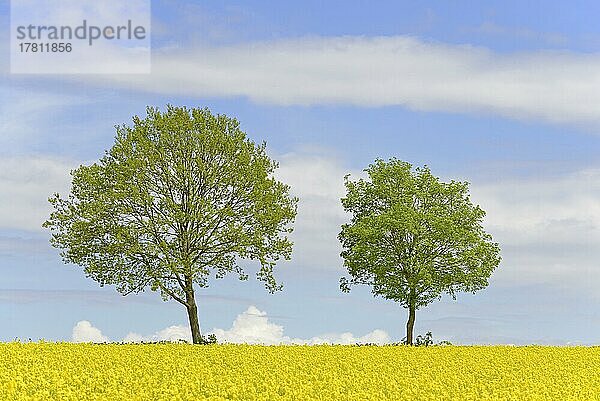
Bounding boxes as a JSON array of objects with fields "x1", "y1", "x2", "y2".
[{"x1": 2, "y1": 343, "x2": 600, "y2": 400}]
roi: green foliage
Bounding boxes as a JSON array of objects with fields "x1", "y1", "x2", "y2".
[
  {"x1": 117, "y1": 334, "x2": 217, "y2": 345},
  {"x1": 199, "y1": 334, "x2": 218, "y2": 345},
  {"x1": 402, "y1": 331, "x2": 433, "y2": 347},
  {"x1": 339, "y1": 158, "x2": 501, "y2": 320},
  {"x1": 414, "y1": 331, "x2": 434, "y2": 347},
  {"x1": 354, "y1": 332, "x2": 452, "y2": 347},
  {"x1": 43, "y1": 106, "x2": 298, "y2": 305}
]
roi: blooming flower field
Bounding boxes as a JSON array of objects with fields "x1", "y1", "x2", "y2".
[{"x1": 2, "y1": 343, "x2": 600, "y2": 400}]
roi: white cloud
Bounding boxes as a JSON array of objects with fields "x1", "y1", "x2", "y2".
[
  {"x1": 84, "y1": 35, "x2": 600, "y2": 125},
  {"x1": 124, "y1": 325, "x2": 192, "y2": 343},
  {"x1": 276, "y1": 152, "x2": 359, "y2": 269},
  {"x1": 471, "y1": 169, "x2": 600, "y2": 289},
  {"x1": 210, "y1": 305, "x2": 390, "y2": 345},
  {"x1": 307, "y1": 329, "x2": 391, "y2": 345},
  {"x1": 72, "y1": 320, "x2": 109, "y2": 343},
  {"x1": 210, "y1": 305, "x2": 286, "y2": 344},
  {"x1": 0, "y1": 156, "x2": 77, "y2": 232},
  {"x1": 473, "y1": 170, "x2": 600, "y2": 246},
  {"x1": 279, "y1": 152, "x2": 600, "y2": 296},
  {"x1": 121, "y1": 305, "x2": 389, "y2": 345}
]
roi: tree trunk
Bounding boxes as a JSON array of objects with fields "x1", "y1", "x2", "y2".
[
  {"x1": 184, "y1": 286, "x2": 202, "y2": 344},
  {"x1": 405, "y1": 304, "x2": 416, "y2": 345}
]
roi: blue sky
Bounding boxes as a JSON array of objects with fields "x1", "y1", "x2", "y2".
[{"x1": 2, "y1": 0, "x2": 600, "y2": 344}]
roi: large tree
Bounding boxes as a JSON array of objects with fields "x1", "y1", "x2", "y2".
[
  {"x1": 44, "y1": 106, "x2": 298, "y2": 344},
  {"x1": 339, "y1": 159, "x2": 500, "y2": 345}
]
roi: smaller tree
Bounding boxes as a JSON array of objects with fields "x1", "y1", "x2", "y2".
[{"x1": 339, "y1": 159, "x2": 501, "y2": 345}]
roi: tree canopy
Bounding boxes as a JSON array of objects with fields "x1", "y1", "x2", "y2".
[
  {"x1": 44, "y1": 105, "x2": 298, "y2": 343},
  {"x1": 339, "y1": 158, "x2": 501, "y2": 344}
]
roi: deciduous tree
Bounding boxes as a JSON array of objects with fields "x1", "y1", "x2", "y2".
[
  {"x1": 44, "y1": 106, "x2": 297, "y2": 343},
  {"x1": 339, "y1": 159, "x2": 500, "y2": 344}
]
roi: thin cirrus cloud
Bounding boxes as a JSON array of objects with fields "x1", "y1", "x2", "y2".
[
  {"x1": 471, "y1": 22, "x2": 569, "y2": 46},
  {"x1": 85, "y1": 35, "x2": 600, "y2": 126},
  {"x1": 0, "y1": 289, "x2": 159, "y2": 305},
  {"x1": 0, "y1": 155, "x2": 75, "y2": 232},
  {"x1": 0, "y1": 87, "x2": 83, "y2": 149}
]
